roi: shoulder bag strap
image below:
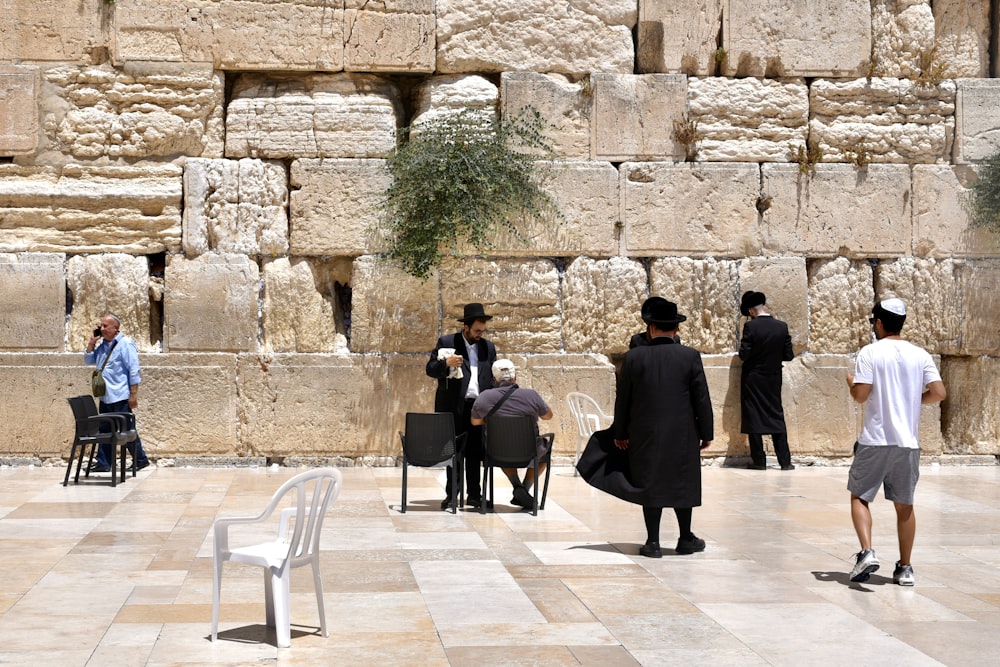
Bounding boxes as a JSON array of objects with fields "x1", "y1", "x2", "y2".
[
  {"x1": 484, "y1": 385, "x2": 517, "y2": 420},
  {"x1": 98, "y1": 338, "x2": 119, "y2": 372}
]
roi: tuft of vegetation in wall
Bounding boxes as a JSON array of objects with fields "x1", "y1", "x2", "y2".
[
  {"x1": 377, "y1": 107, "x2": 560, "y2": 280},
  {"x1": 672, "y1": 114, "x2": 702, "y2": 162},
  {"x1": 967, "y1": 148, "x2": 1000, "y2": 235},
  {"x1": 788, "y1": 142, "x2": 824, "y2": 177}
]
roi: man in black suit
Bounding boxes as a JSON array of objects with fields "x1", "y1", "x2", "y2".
[
  {"x1": 426, "y1": 303, "x2": 498, "y2": 509},
  {"x1": 739, "y1": 290, "x2": 795, "y2": 470}
]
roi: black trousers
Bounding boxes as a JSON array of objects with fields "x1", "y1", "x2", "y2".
[
  {"x1": 748, "y1": 432, "x2": 791, "y2": 468},
  {"x1": 446, "y1": 398, "x2": 484, "y2": 499}
]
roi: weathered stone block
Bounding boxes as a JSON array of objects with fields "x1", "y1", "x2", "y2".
[
  {"x1": 0, "y1": 66, "x2": 39, "y2": 155},
  {"x1": 387, "y1": 352, "x2": 442, "y2": 451},
  {"x1": 289, "y1": 158, "x2": 391, "y2": 256},
  {"x1": 345, "y1": 0, "x2": 435, "y2": 73},
  {"x1": 783, "y1": 354, "x2": 861, "y2": 457},
  {"x1": 912, "y1": 165, "x2": 1000, "y2": 257},
  {"x1": 39, "y1": 64, "x2": 225, "y2": 163},
  {"x1": 689, "y1": 77, "x2": 809, "y2": 162},
  {"x1": 113, "y1": 0, "x2": 344, "y2": 71},
  {"x1": 262, "y1": 257, "x2": 349, "y2": 354},
  {"x1": 0, "y1": 0, "x2": 104, "y2": 62},
  {"x1": 942, "y1": 356, "x2": 1000, "y2": 454},
  {"x1": 226, "y1": 73, "x2": 401, "y2": 159},
  {"x1": 500, "y1": 73, "x2": 592, "y2": 160},
  {"x1": 806, "y1": 257, "x2": 873, "y2": 354},
  {"x1": 957, "y1": 260, "x2": 1000, "y2": 356},
  {"x1": 738, "y1": 256, "x2": 809, "y2": 356},
  {"x1": 871, "y1": 0, "x2": 935, "y2": 78},
  {"x1": 436, "y1": 0, "x2": 636, "y2": 74},
  {"x1": 0, "y1": 164, "x2": 182, "y2": 254},
  {"x1": 410, "y1": 74, "x2": 498, "y2": 130},
  {"x1": 953, "y1": 79, "x2": 1000, "y2": 164},
  {"x1": 563, "y1": 257, "x2": 647, "y2": 355},
  {"x1": 637, "y1": 0, "x2": 723, "y2": 76},
  {"x1": 722, "y1": 0, "x2": 871, "y2": 77},
  {"x1": 164, "y1": 253, "x2": 259, "y2": 352},
  {"x1": 810, "y1": 78, "x2": 955, "y2": 164},
  {"x1": 67, "y1": 253, "x2": 155, "y2": 353},
  {"x1": 650, "y1": 257, "x2": 740, "y2": 354},
  {"x1": 350, "y1": 255, "x2": 440, "y2": 354},
  {"x1": 592, "y1": 74, "x2": 687, "y2": 161},
  {"x1": 183, "y1": 158, "x2": 288, "y2": 256},
  {"x1": 623, "y1": 162, "x2": 761, "y2": 256},
  {"x1": 439, "y1": 258, "x2": 561, "y2": 354},
  {"x1": 239, "y1": 353, "x2": 391, "y2": 458},
  {"x1": 0, "y1": 253, "x2": 65, "y2": 351},
  {"x1": 934, "y1": 0, "x2": 991, "y2": 78},
  {"x1": 761, "y1": 164, "x2": 911, "y2": 257},
  {"x1": 875, "y1": 257, "x2": 963, "y2": 356}
]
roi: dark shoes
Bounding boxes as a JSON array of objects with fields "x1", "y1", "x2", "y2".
[
  {"x1": 781, "y1": 464, "x2": 795, "y2": 471},
  {"x1": 676, "y1": 534, "x2": 706, "y2": 555},
  {"x1": 135, "y1": 460, "x2": 150, "y2": 471},
  {"x1": 511, "y1": 485, "x2": 534, "y2": 509},
  {"x1": 440, "y1": 497, "x2": 453, "y2": 510},
  {"x1": 747, "y1": 463, "x2": 767, "y2": 470},
  {"x1": 639, "y1": 542, "x2": 662, "y2": 558},
  {"x1": 86, "y1": 463, "x2": 111, "y2": 473}
]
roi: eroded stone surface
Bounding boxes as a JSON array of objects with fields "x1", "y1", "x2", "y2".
[
  {"x1": 637, "y1": 0, "x2": 723, "y2": 76},
  {"x1": 0, "y1": 0, "x2": 105, "y2": 63},
  {"x1": 262, "y1": 257, "x2": 349, "y2": 354},
  {"x1": 953, "y1": 78, "x2": 1000, "y2": 164},
  {"x1": 500, "y1": 73, "x2": 592, "y2": 160},
  {"x1": 738, "y1": 256, "x2": 809, "y2": 356},
  {"x1": 957, "y1": 259, "x2": 1000, "y2": 356},
  {"x1": 592, "y1": 74, "x2": 687, "y2": 161},
  {"x1": 650, "y1": 257, "x2": 740, "y2": 354},
  {"x1": 67, "y1": 253, "x2": 155, "y2": 353},
  {"x1": 344, "y1": 0, "x2": 435, "y2": 73},
  {"x1": 0, "y1": 253, "x2": 65, "y2": 351},
  {"x1": 806, "y1": 257, "x2": 874, "y2": 354},
  {"x1": 350, "y1": 255, "x2": 440, "y2": 354},
  {"x1": 942, "y1": 356, "x2": 1000, "y2": 454},
  {"x1": 875, "y1": 257, "x2": 963, "y2": 355},
  {"x1": 912, "y1": 164, "x2": 999, "y2": 257},
  {"x1": 410, "y1": 75, "x2": 498, "y2": 128},
  {"x1": 934, "y1": 0, "x2": 992, "y2": 78},
  {"x1": 0, "y1": 66, "x2": 38, "y2": 155},
  {"x1": 563, "y1": 257, "x2": 647, "y2": 355},
  {"x1": 871, "y1": 0, "x2": 935, "y2": 78}
]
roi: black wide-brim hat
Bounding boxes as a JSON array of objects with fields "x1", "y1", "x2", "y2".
[
  {"x1": 740, "y1": 290, "x2": 766, "y2": 316},
  {"x1": 646, "y1": 299, "x2": 687, "y2": 327},
  {"x1": 458, "y1": 302, "x2": 493, "y2": 323},
  {"x1": 640, "y1": 296, "x2": 669, "y2": 324}
]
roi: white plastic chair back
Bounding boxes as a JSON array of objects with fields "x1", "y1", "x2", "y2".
[{"x1": 565, "y1": 392, "x2": 612, "y2": 475}]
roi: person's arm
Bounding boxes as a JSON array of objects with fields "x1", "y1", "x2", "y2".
[
  {"x1": 738, "y1": 322, "x2": 753, "y2": 361},
  {"x1": 846, "y1": 373, "x2": 872, "y2": 403},
  {"x1": 922, "y1": 380, "x2": 946, "y2": 404},
  {"x1": 425, "y1": 336, "x2": 457, "y2": 378},
  {"x1": 613, "y1": 357, "x2": 632, "y2": 449},
  {"x1": 123, "y1": 339, "x2": 141, "y2": 409},
  {"x1": 783, "y1": 329, "x2": 794, "y2": 362},
  {"x1": 539, "y1": 408, "x2": 553, "y2": 421},
  {"x1": 84, "y1": 335, "x2": 101, "y2": 364}
]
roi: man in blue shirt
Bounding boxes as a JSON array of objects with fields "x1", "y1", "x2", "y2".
[{"x1": 84, "y1": 313, "x2": 150, "y2": 472}]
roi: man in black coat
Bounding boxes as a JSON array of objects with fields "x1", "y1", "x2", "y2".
[
  {"x1": 614, "y1": 299, "x2": 714, "y2": 558},
  {"x1": 739, "y1": 290, "x2": 795, "y2": 470},
  {"x1": 426, "y1": 303, "x2": 498, "y2": 509},
  {"x1": 629, "y1": 296, "x2": 680, "y2": 349}
]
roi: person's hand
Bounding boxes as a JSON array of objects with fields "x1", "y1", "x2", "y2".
[
  {"x1": 86, "y1": 334, "x2": 99, "y2": 351},
  {"x1": 614, "y1": 438, "x2": 629, "y2": 450},
  {"x1": 128, "y1": 395, "x2": 138, "y2": 410},
  {"x1": 846, "y1": 372, "x2": 854, "y2": 387},
  {"x1": 700, "y1": 440, "x2": 712, "y2": 450},
  {"x1": 446, "y1": 354, "x2": 462, "y2": 368}
]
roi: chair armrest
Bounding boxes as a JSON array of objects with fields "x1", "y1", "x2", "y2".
[
  {"x1": 213, "y1": 513, "x2": 270, "y2": 552},
  {"x1": 103, "y1": 411, "x2": 136, "y2": 430},
  {"x1": 82, "y1": 414, "x2": 129, "y2": 431}
]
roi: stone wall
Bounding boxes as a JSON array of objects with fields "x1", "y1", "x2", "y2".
[{"x1": 1, "y1": 0, "x2": 998, "y2": 465}]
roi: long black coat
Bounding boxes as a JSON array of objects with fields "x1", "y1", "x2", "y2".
[
  {"x1": 425, "y1": 332, "x2": 497, "y2": 417},
  {"x1": 738, "y1": 315, "x2": 794, "y2": 434},
  {"x1": 613, "y1": 337, "x2": 713, "y2": 508}
]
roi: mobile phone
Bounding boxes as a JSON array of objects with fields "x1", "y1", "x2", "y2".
[{"x1": 93, "y1": 327, "x2": 102, "y2": 337}]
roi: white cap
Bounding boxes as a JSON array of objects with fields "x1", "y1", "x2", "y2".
[
  {"x1": 492, "y1": 359, "x2": 516, "y2": 382},
  {"x1": 880, "y1": 298, "x2": 906, "y2": 316}
]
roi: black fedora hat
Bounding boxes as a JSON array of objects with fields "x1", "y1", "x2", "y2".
[
  {"x1": 640, "y1": 296, "x2": 669, "y2": 324},
  {"x1": 647, "y1": 299, "x2": 687, "y2": 327},
  {"x1": 740, "y1": 290, "x2": 766, "y2": 317},
  {"x1": 458, "y1": 302, "x2": 493, "y2": 323}
]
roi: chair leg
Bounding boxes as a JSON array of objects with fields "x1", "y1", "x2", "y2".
[
  {"x1": 480, "y1": 464, "x2": 489, "y2": 515},
  {"x1": 63, "y1": 442, "x2": 80, "y2": 486},
  {"x1": 211, "y1": 556, "x2": 223, "y2": 641},
  {"x1": 311, "y1": 560, "x2": 328, "y2": 638},
  {"x1": 449, "y1": 458, "x2": 458, "y2": 514},
  {"x1": 271, "y1": 568, "x2": 292, "y2": 648},
  {"x1": 540, "y1": 458, "x2": 553, "y2": 511},
  {"x1": 573, "y1": 435, "x2": 584, "y2": 476},
  {"x1": 531, "y1": 460, "x2": 539, "y2": 516},
  {"x1": 400, "y1": 459, "x2": 408, "y2": 514}
]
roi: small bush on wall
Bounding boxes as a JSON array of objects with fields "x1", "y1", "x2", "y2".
[{"x1": 968, "y1": 148, "x2": 1000, "y2": 235}]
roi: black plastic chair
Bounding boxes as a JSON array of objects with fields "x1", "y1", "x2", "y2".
[
  {"x1": 399, "y1": 412, "x2": 467, "y2": 513},
  {"x1": 64, "y1": 395, "x2": 138, "y2": 487},
  {"x1": 481, "y1": 415, "x2": 554, "y2": 516}
]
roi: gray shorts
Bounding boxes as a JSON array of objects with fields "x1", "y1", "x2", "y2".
[{"x1": 847, "y1": 443, "x2": 920, "y2": 505}]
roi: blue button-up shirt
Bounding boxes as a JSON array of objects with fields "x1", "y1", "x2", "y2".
[{"x1": 83, "y1": 333, "x2": 141, "y2": 404}]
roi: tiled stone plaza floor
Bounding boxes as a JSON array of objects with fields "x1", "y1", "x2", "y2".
[{"x1": 1, "y1": 461, "x2": 999, "y2": 666}]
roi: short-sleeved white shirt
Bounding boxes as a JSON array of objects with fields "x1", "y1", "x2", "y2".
[{"x1": 853, "y1": 338, "x2": 941, "y2": 448}]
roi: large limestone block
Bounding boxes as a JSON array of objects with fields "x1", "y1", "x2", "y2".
[
  {"x1": 761, "y1": 164, "x2": 911, "y2": 257},
  {"x1": 0, "y1": 66, "x2": 39, "y2": 155},
  {"x1": 239, "y1": 353, "x2": 391, "y2": 458},
  {"x1": 875, "y1": 257, "x2": 963, "y2": 355},
  {"x1": 226, "y1": 73, "x2": 401, "y2": 159},
  {"x1": 0, "y1": 0, "x2": 104, "y2": 62},
  {"x1": 500, "y1": 73, "x2": 592, "y2": 160},
  {"x1": 738, "y1": 256, "x2": 809, "y2": 356},
  {"x1": 810, "y1": 78, "x2": 956, "y2": 164},
  {"x1": 0, "y1": 164, "x2": 182, "y2": 253},
  {"x1": 350, "y1": 255, "x2": 439, "y2": 354},
  {"x1": 67, "y1": 254, "x2": 155, "y2": 353},
  {"x1": 113, "y1": 0, "x2": 344, "y2": 71},
  {"x1": 592, "y1": 74, "x2": 687, "y2": 161},
  {"x1": 650, "y1": 257, "x2": 740, "y2": 354},
  {"x1": 164, "y1": 253, "x2": 259, "y2": 352},
  {"x1": 344, "y1": 0, "x2": 435, "y2": 73},
  {"x1": 623, "y1": 162, "x2": 761, "y2": 256},
  {"x1": 689, "y1": 77, "x2": 809, "y2": 162},
  {"x1": 289, "y1": 158, "x2": 391, "y2": 256},
  {"x1": 387, "y1": 353, "x2": 441, "y2": 451},
  {"x1": 912, "y1": 165, "x2": 1000, "y2": 257},
  {"x1": 871, "y1": 0, "x2": 935, "y2": 78},
  {"x1": 0, "y1": 253, "x2": 65, "y2": 351},
  {"x1": 934, "y1": 0, "x2": 991, "y2": 77},
  {"x1": 411, "y1": 75, "x2": 498, "y2": 123},
  {"x1": 183, "y1": 158, "x2": 288, "y2": 256},
  {"x1": 956, "y1": 260, "x2": 1000, "y2": 356},
  {"x1": 439, "y1": 258, "x2": 561, "y2": 354},
  {"x1": 722, "y1": 0, "x2": 871, "y2": 77},
  {"x1": 806, "y1": 258, "x2": 874, "y2": 354},
  {"x1": 942, "y1": 356, "x2": 1000, "y2": 454},
  {"x1": 699, "y1": 354, "x2": 742, "y2": 455},
  {"x1": 563, "y1": 257, "x2": 647, "y2": 355},
  {"x1": 262, "y1": 257, "x2": 349, "y2": 354},
  {"x1": 637, "y1": 1, "x2": 723, "y2": 76},
  {"x1": 435, "y1": 0, "x2": 636, "y2": 74},
  {"x1": 38, "y1": 64, "x2": 225, "y2": 164},
  {"x1": 953, "y1": 79, "x2": 1000, "y2": 164}
]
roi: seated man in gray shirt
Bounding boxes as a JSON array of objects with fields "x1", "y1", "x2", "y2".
[{"x1": 471, "y1": 359, "x2": 554, "y2": 509}]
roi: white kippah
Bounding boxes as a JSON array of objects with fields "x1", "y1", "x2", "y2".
[
  {"x1": 492, "y1": 358, "x2": 516, "y2": 381},
  {"x1": 880, "y1": 298, "x2": 906, "y2": 316}
]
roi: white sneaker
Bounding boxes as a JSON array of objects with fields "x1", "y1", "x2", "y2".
[
  {"x1": 893, "y1": 561, "x2": 915, "y2": 586},
  {"x1": 850, "y1": 549, "x2": 880, "y2": 582}
]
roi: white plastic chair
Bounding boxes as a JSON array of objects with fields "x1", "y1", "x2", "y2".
[
  {"x1": 566, "y1": 392, "x2": 612, "y2": 475},
  {"x1": 211, "y1": 468, "x2": 342, "y2": 648}
]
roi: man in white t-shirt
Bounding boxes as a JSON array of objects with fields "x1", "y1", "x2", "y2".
[{"x1": 845, "y1": 298, "x2": 946, "y2": 586}]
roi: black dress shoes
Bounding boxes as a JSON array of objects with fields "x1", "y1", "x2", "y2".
[
  {"x1": 86, "y1": 463, "x2": 111, "y2": 473},
  {"x1": 675, "y1": 534, "x2": 706, "y2": 554},
  {"x1": 747, "y1": 463, "x2": 767, "y2": 470},
  {"x1": 781, "y1": 464, "x2": 796, "y2": 470},
  {"x1": 639, "y1": 542, "x2": 662, "y2": 558}
]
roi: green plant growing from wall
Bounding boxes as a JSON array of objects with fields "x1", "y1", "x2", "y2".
[
  {"x1": 377, "y1": 107, "x2": 560, "y2": 280},
  {"x1": 788, "y1": 142, "x2": 824, "y2": 177},
  {"x1": 672, "y1": 114, "x2": 703, "y2": 162},
  {"x1": 842, "y1": 141, "x2": 872, "y2": 169},
  {"x1": 967, "y1": 148, "x2": 1000, "y2": 234},
  {"x1": 914, "y1": 46, "x2": 952, "y2": 88}
]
